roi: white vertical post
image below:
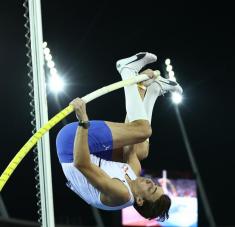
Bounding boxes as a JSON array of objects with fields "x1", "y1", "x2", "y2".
[
  {"x1": 0, "y1": 194, "x2": 9, "y2": 218},
  {"x1": 174, "y1": 106, "x2": 216, "y2": 227},
  {"x1": 28, "y1": 0, "x2": 55, "y2": 226}
]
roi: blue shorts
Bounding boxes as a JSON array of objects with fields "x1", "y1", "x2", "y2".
[{"x1": 56, "y1": 120, "x2": 113, "y2": 163}]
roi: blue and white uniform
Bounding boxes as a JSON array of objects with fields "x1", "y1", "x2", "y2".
[
  {"x1": 56, "y1": 120, "x2": 137, "y2": 210},
  {"x1": 56, "y1": 121, "x2": 114, "y2": 162}
]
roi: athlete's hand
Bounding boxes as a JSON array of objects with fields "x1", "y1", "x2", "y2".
[
  {"x1": 140, "y1": 69, "x2": 155, "y2": 79},
  {"x1": 70, "y1": 98, "x2": 88, "y2": 121}
]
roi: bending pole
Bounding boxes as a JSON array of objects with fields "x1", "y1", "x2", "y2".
[{"x1": 0, "y1": 73, "x2": 151, "y2": 191}]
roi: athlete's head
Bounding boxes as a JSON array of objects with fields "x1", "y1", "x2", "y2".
[{"x1": 132, "y1": 177, "x2": 171, "y2": 221}]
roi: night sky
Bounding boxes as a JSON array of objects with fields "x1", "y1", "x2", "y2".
[{"x1": 0, "y1": 1, "x2": 234, "y2": 226}]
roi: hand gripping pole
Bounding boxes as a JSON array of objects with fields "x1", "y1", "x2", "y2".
[{"x1": 0, "y1": 74, "x2": 150, "y2": 191}]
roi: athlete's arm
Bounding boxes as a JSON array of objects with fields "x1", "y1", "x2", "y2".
[
  {"x1": 123, "y1": 145, "x2": 142, "y2": 176},
  {"x1": 74, "y1": 125, "x2": 129, "y2": 202},
  {"x1": 70, "y1": 98, "x2": 130, "y2": 202}
]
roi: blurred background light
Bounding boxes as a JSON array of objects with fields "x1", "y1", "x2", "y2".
[
  {"x1": 172, "y1": 91, "x2": 182, "y2": 104},
  {"x1": 43, "y1": 41, "x2": 65, "y2": 93},
  {"x1": 165, "y1": 58, "x2": 171, "y2": 65},
  {"x1": 48, "y1": 75, "x2": 65, "y2": 93},
  {"x1": 166, "y1": 64, "x2": 173, "y2": 72}
]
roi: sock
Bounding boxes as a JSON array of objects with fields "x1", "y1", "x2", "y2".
[
  {"x1": 120, "y1": 68, "x2": 148, "y2": 122},
  {"x1": 143, "y1": 82, "x2": 161, "y2": 123}
]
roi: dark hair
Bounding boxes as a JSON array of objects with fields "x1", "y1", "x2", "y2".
[{"x1": 133, "y1": 194, "x2": 171, "y2": 221}]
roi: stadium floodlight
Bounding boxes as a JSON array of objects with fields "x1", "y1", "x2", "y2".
[
  {"x1": 45, "y1": 54, "x2": 52, "y2": 62},
  {"x1": 166, "y1": 64, "x2": 173, "y2": 72},
  {"x1": 165, "y1": 58, "x2": 171, "y2": 65},
  {"x1": 47, "y1": 60, "x2": 55, "y2": 69},
  {"x1": 43, "y1": 41, "x2": 65, "y2": 94},
  {"x1": 168, "y1": 70, "x2": 176, "y2": 81},
  {"x1": 171, "y1": 91, "x2": 182, "y2": 104},
  {"x1": 48, "y1": 75, "x2": 65, "y2": 93},
  {"x1": 50, "y1": 68, "x2": 57, "y2": 76},
  {"x1": 169, "y1": 71, "x2": 175, "y2": 77},
  {"x1": 169, "y1": 76, "x2": 177, "y2": 82},
  {"x1": 43, "y1": 47, "x2": 50, "y2": 56},
  {"x1": 42, "y1": 42, "x2": 47, "y2": 48}
]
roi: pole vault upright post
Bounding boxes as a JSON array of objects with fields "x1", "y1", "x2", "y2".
[{"x1": 28, "y1": 0, "x2": 55, "y2": 226}]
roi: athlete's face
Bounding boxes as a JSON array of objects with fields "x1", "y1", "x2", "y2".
[{"x1": 135, "y1": 177, "x2": 164, "y2": 202}]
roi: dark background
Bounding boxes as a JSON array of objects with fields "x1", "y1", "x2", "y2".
[{"x1": 0, "y1": 0, "x2": 234, "y2": 226}]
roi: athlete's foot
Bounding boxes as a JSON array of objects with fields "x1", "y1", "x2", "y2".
[
  {"x1": 116, "y1": 52, "x2": 157, "y2": 74},
  {"x1": 155, "y1": 75, "x2": 183, "y2": 95}
]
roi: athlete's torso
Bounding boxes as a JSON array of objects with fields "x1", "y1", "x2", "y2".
[{"x1": 62, "y1": 154, "x2": 137, "y2": 210}]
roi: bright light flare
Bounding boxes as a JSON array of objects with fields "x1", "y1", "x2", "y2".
[
  {"x1": 48, "y1": 75, "x2": 65, "y2": 93},
  {"x1": 50, "y1": 68, "x2": 57, "y2": 76},
  {"x1": 172, "y1": 92, "x2": 182, "y2": 104}
]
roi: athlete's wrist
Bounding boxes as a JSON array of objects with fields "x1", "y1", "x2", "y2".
[
  {"x1": 76, "y1": 112, "x2": 88, "y2": 121},
  {"x1": 78, "y1": 120, "x2": 90, "y2": 129}
]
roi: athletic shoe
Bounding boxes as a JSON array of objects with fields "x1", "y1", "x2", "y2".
[
  {"x1": 116, "y1": 52, "x2": 157, "y2": 74},
  {"x1": 155, "y1": 75, "x2": 183, "y2": 95}
]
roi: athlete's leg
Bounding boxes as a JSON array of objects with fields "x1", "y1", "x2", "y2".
[
  {"x1": 116, "y1": 52, "x2": 157, "y2": 123},
  {"x1": 106, "y1": 53, "x2": 157, "y2": 149},
  {"x1": 143, "y1": 78, "x2": 161, "y2": 123},
  {"x1": 122, "y1": 84, "x2": 151, "y2": 160},
  {"x1": 105, "y1": 120, "x2": 151, "y2": 149},
  {"x1": 111, "y1": 74, "x2": 159, "y2": 161},
  {"x1": 121, "y1": 70, "x2": 183, "y2": 160},
  {"x1": 112, "y1": 141, "x2": 149, "y2": 162}
]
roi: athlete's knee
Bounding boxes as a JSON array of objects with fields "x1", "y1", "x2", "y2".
[
  {"x1": 132, "y1": 120, "x2": 152, "y2": 141},
  {"x1": 135, "y1": 141, "x2": 149, "y2": 161},
  {"x1": 137, "y1": 149, "x2": 149, "y2": 160},
  {"x1": 140, "y1": 146, "x2": 149, "y2": 160}
]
